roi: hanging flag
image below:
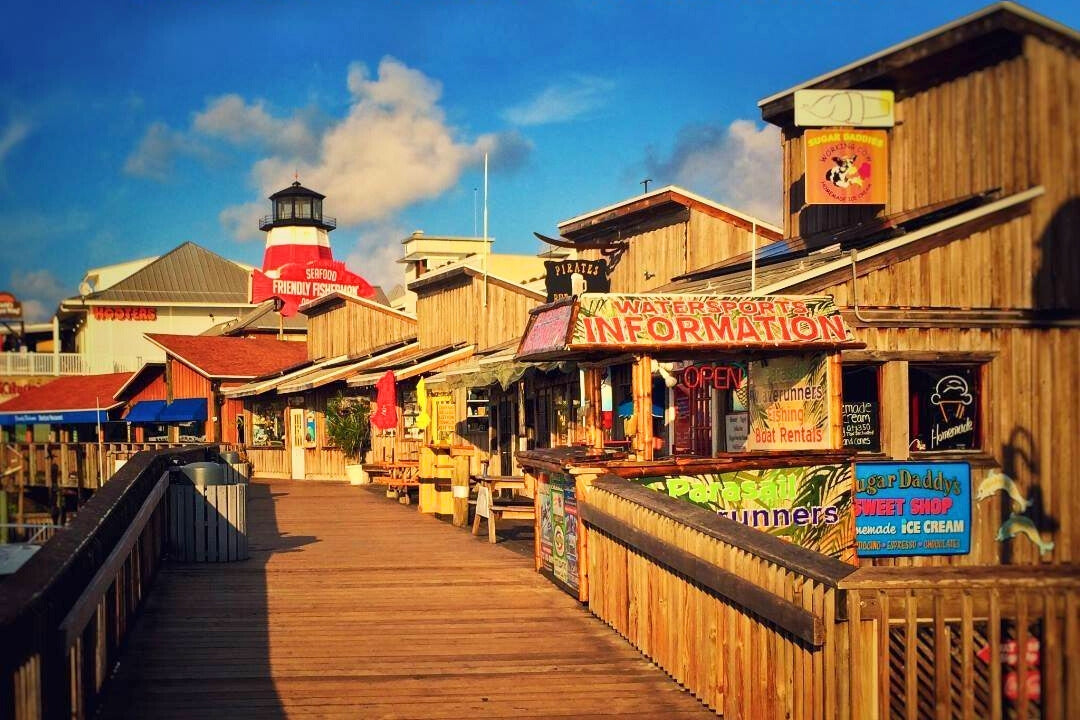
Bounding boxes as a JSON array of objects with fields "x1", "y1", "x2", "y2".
[
  {"x1": 415, "y1": 377, "x2": 430, "y2": 430},
  {"x1": 371, "y1": 370, "x2": 399, "y2": 430}
]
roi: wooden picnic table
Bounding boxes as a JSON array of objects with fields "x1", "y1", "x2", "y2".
[{"x1": 471, "y1": 474, "x2": 535, "y2": 544}]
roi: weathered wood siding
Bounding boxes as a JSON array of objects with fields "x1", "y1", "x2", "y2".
[
  {"x1": 580, "y1": 208, "x2": 779, "y2": 292},
  {"x1": 416, "y1": 276, "x2": 542, "y2": 350},
  {"x1": 826, "y1": 318, "x2": 1079, "y2": 567},
  {"x1": 781, "y1": 34, "x2": 1080, "y2": 314},
  {"x1": 305, "y1": 298, "x2": 417, "y2": 360}
]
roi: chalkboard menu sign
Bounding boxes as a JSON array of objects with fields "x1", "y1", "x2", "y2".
[{"x1": 842, "y1": 400, "x2": 880, "y2": 452}]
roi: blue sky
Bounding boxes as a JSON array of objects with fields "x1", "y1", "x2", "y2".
[{"x1": 2, "y1": 0, "x2": 1077, "y2": 320}]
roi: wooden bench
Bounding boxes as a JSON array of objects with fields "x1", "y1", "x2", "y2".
[
  {"x1": 362, "y1": 461, "x2": 420, "y2": 503},
  {"x1": 471, "y1": 475, "x2": 535, "y2": 544}
]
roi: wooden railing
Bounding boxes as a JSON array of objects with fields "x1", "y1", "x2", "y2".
[
  {"x1": 0, "y1": 442, "x2": 231, "y2": 490},
  {"x1": 0, "y1": 445, "x2": 216, "y2": 720},
  {"x1": 840, "y1": 566, "x2": 1080, "y2": 720},
  {"x1": 580, "y1": 475, "x2": 1080, "y2": 720},
  {"x1": 0, "y1": 352, "x2": 145, "y2": 376},
  {"x1": 582, "y1": 475, "x2": 856, "y2": 718}
]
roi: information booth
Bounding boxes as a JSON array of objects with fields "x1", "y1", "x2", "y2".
[{"x1": 514, "y1": 293, "x2": 863, "y2": 600}]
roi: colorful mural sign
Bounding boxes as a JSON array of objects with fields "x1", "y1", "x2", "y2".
[
  {"x1": 538, "y1": 472, "x2": 580, "y2": 594},
  {"x1": 544, "y1": 259, "x2": 609, "y2": 302},
  {"x1": 635, "y1": 463, "x2": 855, "y2": 561},
  {"x1": 854, "y1": 462, "x2": 971, "y2": 557},
  {"x1": 746, "y1": 354, "x2": 832, "y2": 451},
  {"x1": 794, "y1": 89, "x2": 895, "y2": 128},
  {"x1": 251, "y1": 259, "x2": 376, "y2": 316},
  {"x1": 804, "y1": 128, "x2": 888, "y2": 205},
  {"x1": 568, "y1": 294, "x2": 854, "y2": 351}
]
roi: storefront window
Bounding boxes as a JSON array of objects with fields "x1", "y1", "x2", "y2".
[
  {"x1": 909, "y1": 364, "x2": 981, "y2": 451},
  {"x1": 841, "y1": 364, "x2": 881, "y2": 453},
  {"x1": 252, "y1": 400, "x2": 287, "y2": 447}
]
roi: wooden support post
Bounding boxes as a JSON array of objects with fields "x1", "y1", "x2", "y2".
[
  {"x1": 584, "y1": 367, "x2": 604, "y2": 451},
  {"x1": 634, "y1": 355, "x2": 654, "y2": 461},
  {"x1": 828, "y1": 352, "x2": 843, "y2": 450},
  {"x1": 451, "y1": 451, "x2": 470, "y2": 528}
]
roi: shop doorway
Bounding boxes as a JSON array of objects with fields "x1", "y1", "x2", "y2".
[
  {"x1": 495, "y1": 396, "x2": 517, "y2": 475},
  {"x1": 289, "y1": 408, "x2": 305, "y2": 480}
]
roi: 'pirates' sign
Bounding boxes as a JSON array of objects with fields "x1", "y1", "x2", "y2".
[{"x1": 544, "y1": 259, "x2": 609, "y2": 302}]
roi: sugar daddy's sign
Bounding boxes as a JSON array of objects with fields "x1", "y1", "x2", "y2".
[
  {"x1": 854, "y1": 462, "x2": 971, "y2": 557},
  {"x1": 805, "y1": 128, "x2": 888, "y2": 205},
  {"x1": 543, "y1": 259, "x2": 609, "y2": 302}
]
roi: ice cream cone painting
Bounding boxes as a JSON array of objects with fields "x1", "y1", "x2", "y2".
[
  {"x1": 805, "y1": 128, "x2": 888, "y2": 205},
  {"x1": 931, "y1": 375, "x2": 973, "y2": 422}
]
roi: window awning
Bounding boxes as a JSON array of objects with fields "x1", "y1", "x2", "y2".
[
  {"x1": 124, "y1": 400, "x2": 167, "y2": 423},
  {"x1": 0, "y1": 409, "x2": 111, "y2": 426},
  {"x1": 348, "y1": 345, "x2": 475, "y2": 388},
  {"x1": 157, "y1": 398, "x2": 208, "y2": 422}
]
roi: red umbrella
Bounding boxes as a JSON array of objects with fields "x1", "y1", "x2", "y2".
[{"x1": 371, "y1": 370, "x2": 399, "y2": 430}]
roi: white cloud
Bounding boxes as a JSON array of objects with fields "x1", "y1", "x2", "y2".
[
  {"x1": 0, "y1": 118, "x2": 31, "y2": 173},
  {"x1": 8, "y1": 269, "x2": 69, "y2": 321},
  {"x1": 222, "y1": 57, "x2": 528, "y2": 239},
  {"x1": 645, "y1": 119, "x2": 782, "y2": 225},
  {"x1": 503, "y1": 75, "x2": 614, "y2": 126},
  {"x1": 219, "y1": 201, "x2": 266, "y2": 243},
  {"x1": 123, "y1": 122, "x2": 213, "y2": 181},
  {"x1": 194, "y1": 94, "x2": 317, "y2": 157},
  {"x1": 343, "y1": 221, "x2": 409, "y2": 292}
]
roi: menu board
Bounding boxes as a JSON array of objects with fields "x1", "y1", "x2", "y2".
[{"x1": 842, "y1": 400, "x2": 880, "y2": 452}]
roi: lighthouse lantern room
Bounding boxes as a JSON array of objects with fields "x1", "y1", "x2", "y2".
[{"x1": 258, "y1": 181, "x2": 337, "y2": 271}]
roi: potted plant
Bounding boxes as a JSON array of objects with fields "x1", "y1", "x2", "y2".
[{"x1": 325, "y1": 392, "x2": 372, "y2": 484}]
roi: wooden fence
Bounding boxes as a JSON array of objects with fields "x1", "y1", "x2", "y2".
[
  {"x1": 0, "y1": 445, "x2": 218, "y2": 720},
  {"x1": 0, "y1": 442, "x2": 219, "y2": 490},
  {"x1": 840, "y1": 566, "x2": 1080, "y2": 720},
  {"x1": 580, "y1": 475, "x2": 1080, "y2": 719}
]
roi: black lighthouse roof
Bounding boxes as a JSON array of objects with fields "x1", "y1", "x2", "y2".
[{"x1": 260, "y1": 181, "x2": 336, "y2": 232}]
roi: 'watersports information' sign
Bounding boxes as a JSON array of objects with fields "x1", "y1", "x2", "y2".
[
  {"x1": 854, "y1": 462, "x2": 971, "y2": 557},
  {"x1": 569, "y1": 294, "x2": 854, "y2": 350}
]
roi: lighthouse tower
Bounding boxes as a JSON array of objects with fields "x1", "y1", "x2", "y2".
[
  {"x1": 250, "y1": 181, "x2": 375, "y2": 315},
  {"x1": 258, "y1": 181, "x2": 336, "y2": 272}
]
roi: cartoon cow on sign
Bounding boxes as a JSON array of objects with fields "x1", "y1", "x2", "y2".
[{"x1": 825, "y1": 154, "x2": 864, "y2": 189}]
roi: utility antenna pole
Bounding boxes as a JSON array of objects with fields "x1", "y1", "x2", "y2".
[{"x1": 641, "y1": 178, "x2": 652, "y2": 193}]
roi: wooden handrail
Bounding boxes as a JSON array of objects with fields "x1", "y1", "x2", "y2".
[
  {"x1": 589, "y1": 475, "x2": 856, "y2": 587},
  {"x1": 0, "y1": 445, "x2": 217, "y2": 720},
  {"x1": 581, "y1": 502, "x2": 825, "y2": 645}
]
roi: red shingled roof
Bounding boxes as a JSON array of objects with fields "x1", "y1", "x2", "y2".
[
  {"x1": 0, "y1": 372, "x2": 132, "y2": 412},
  {"x1": 146, "y1": 334, "x2": 309, "y2": 379}
]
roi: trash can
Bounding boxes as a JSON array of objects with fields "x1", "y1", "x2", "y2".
[
  {"x1": 219, "y1": 451, "x2": 250, "y2": 484},
  {"x1": 168, "y1": 461, "x2": 248, "y2": 562}
]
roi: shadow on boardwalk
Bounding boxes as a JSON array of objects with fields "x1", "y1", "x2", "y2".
[{"x1": 98, "y1": 479, "x2": 715, "y2": 719}]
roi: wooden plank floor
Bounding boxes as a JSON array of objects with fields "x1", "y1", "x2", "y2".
[{"x1": 99, "y1": 479, "x2": 716, "y2": 719}]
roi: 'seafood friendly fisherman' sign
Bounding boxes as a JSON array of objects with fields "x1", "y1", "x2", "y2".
[{"x1": 570, "y1": 294, "x2": 855, "y2": 349}]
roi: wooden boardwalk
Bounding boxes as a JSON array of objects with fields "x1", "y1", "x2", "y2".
[{"x1": 98, "y1": 479, "x2": 716, "y2": 719}]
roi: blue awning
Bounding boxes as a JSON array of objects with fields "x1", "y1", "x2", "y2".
[
  {"x1": 124, "y1": 400, "x2": 167, "y2": 423},
  {"x1": 158, "y1": 398, "x2": 207, "y2": 422},
  {"x1": 0, "y1": 410, "x2": 110, "y2": 426}
]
